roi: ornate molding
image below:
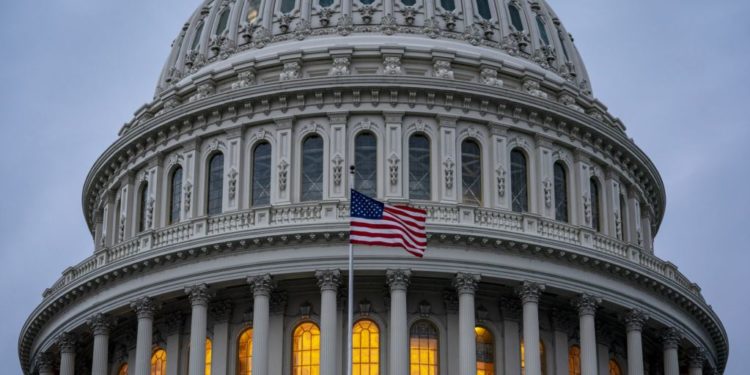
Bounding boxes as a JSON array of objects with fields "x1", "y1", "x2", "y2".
[
  {"x1": 315, "y1": 269, "x2": 342, "y2": 291},
  {"x1": 572, "y1": 293, "x2": 600, "y2": 316},
  {"x1": 248, "y1": 274, "x2": 274, "y2": 297},
  {"x1": 87, "y1": 313, "x2": 112, "y2": 336},
  {"x1": 36, "y1": 352, "x2": 55, "y2": 372},
  {"x1": 386, "y1": 269, "x2": 411, "y2": 291},
  {"x1": 499, "y1": 296, "x2": 522, "y2": 321},
  {"x1": 210, "y1": 300, "x2": 234, "y2": 323},
  {"x1": 623, "y1": 309, "x2": 649, "y2": 332},
  {"x1": 516, "y1": 281, "x2": 545, "y2": 304},
  {"x1": 130, "y1": 296, "x2": 158, "y2": 320},
  {"x1": 661, "y1": 327, "x2": 682, "y2": 350},
  {"x1": 452, "y1": 272, "x2": 480, "y2": 295},
  {"x1": 185, "y1": 283, "x2": 212, "y2": 306},
  {"x1": 688, "y1": 347, "x2": 706, "y2": 368},
  {"x1": 56, "y1": 332, "x2": 77, "y2": 354}
]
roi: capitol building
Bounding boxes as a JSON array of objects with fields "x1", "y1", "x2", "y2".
[{"x1": 18, "y1": 0, "x2": 728, "y2": 374}]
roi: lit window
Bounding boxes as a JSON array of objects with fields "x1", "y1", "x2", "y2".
[
  {"x1": 536, "y1": 15, "x2": 550, "y2": 45},
  {"x1": 475, "y1": 327, "x2": 494, "y2": 375},
  {"x1": 511, "y1": 149, "x2": 528, "y2": 212},
  {"x1": 461, "y1": 140, "x2": 482, "y2": 205},
  {"x1": 301, "y1": 135, "x2": 324, "y2": 201},
  {"x1": 609, "y1": 359, "x2": 622, "y2": 375},
  {"x1": 568, "y1": 345, "x2": 581, "y2": 375},
  {"x1": 207, "y1": 153, "x2": 224, "y2": 215},
  {"x1": 355, "y1": 132, "x2": 377, "y2": 197},
  {"x1": 281, "y1": 0, "x2": 296, "y2": 13},
  {"x1": 238, "y1": 328, "x2": 254, "y2": 375},
  {"x1": 138, "y1": 181, "x2": 149, "y2": 232},
  {"x1": 554, "y1": 162, "x2": 568, "y2": 222},
  {"x1": 409, "y1": 134, "x2": 431, "y2": 200},
  {"x1": 206, "y1": 338, "x2": 213, "y2": 375},
  {"x1": 410, "y1": 320, "x2": 438, "y2": 375},
  {"x1": 118, "y1": 363, "x2": 128, "y2": 375},
  {"x1": 252, "y1": 142, "x2": 272, "y2": 206},
  {"x1": 590, "y1": 178, "x2": 601, "y2": 232},
  {"x1": 247, "y1": 0, "x2": 262, "y2": 24},
  {"x1": 508, "y1": 3, "x2": 524, "y2": 31},
  {"x1": 169, "y1": 167, "x2": 183, "y2": 224},
  {"x1": 521, "y1": 340, "x2": 547, "y2": 375},
  {"x1": 352, "y1": 319, "x2": 380, "y2": 375},
  {"x1": 151, "y1": 348, "x2": 167, "y2": 375},
  {"x1": 215, "y1": 9, "x2": 230, "y2": 36},
  {"x1": 292, "y1": 322, "x2": 321, "y2": 375}
]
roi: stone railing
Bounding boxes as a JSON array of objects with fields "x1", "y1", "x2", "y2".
[{"x1": 46, "y1": 202, "x2": 698, "y2": 302}]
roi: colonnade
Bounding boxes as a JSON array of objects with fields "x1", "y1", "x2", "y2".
[{"x1": 40, "y1": 271, "x2": 707, "y2": 375}]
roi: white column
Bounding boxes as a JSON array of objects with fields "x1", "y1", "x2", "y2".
[
  {"x1": 387, "y1": 269, "x2": 411, "y2": 375},
  {"x1": 688, "y1": 348, "x2": 705, "y2": 375},
  {"x1": 88, "y1": 314, "x2": 111, "y2": 375},
  {"x1": 518, "y1": 282, "x2": 545, "y2": 375},
  {"x1": 316, "y1": 270, "x2": 341, "y2": 375},
  {"x1": 624, "y1": 309, "x2": 648, "y2": 375},
  {"x1": 186, "y1": 284, "x2": 211, "y2": 375},
  {"x1": 37, "y1": 352, "x2": 55, "y2": 375},
  {"x1": 500, "y1": 298, "x2": 522, "y2": 375},
  {"x1": 662, "y1": 328, "x2": 681, "y2": 375},
  {"x1": 131, "y1": 297, "x2": 158, "y2": 375},
  {"x1": 57, "y1": 332, "x2": 76, "y2": 375},
  {"x1": 454, "y1": 273, "x2": 480, "y2": 375},
  {"x1": 573, "y1": 294, "x2": 600, "y2": 375},
  {"x1": 249, "y1": 274, "x2": 274, "y2": 375}
]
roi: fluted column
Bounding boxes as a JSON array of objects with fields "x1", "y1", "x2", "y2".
[
  {"x1": 37, "y1": 352, "x2": 55, "y2": 375},
  {"x1": 131, "y1": 297, "x2": 158, "y2": 375},
  {"x1": 387, "y1": 269, "x2": 411, "y2": 375},
  {"x1": 624, "y1": 309, "x2": 648, "y2": 375},
  {"x1": 316, "y1": 270, "x2": 341, "y2": 375},
  {"x1": 88, "y1": 313, "x2": 112, "y2": 375},
  {"x1": 249, "y1": 274, "x2": 274, "y2": 375},
  {"x1": 186, "y1": 284, "x2": 211, "y2": 375},
  {"x1": 573, "y1": 294, "x2": 600, "y2": 375},
  {"x1": 454, "y1": 273, "x2": 480, "y2": 375},
  {"x1": 662, "y1": 328, "x2": 681, "y2": 375},
  {"x1": 57, "y1": 332, "x2": 76, "y2": 375},
  {"x1": 688, "y1": 348, "x2": 705, "y2": 375},
  {"x1": 517, "y1": 282, "x2": 545, "y2": 375}
]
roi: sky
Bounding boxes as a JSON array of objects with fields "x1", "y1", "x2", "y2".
[{"x1": 0, "y1": 0, "x2": 748, "y2": 374}]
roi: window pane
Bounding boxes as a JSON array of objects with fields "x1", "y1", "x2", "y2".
[
  {"x1": 568, "y1": 346, "x2": 581, "y2": 375},
  {"x1": 151, "y1": 349, "x2": 167, "y2": 375},
  {"x1": 409, "y1": 134, "x2": 431, "y2": 200},
  {"x1": 247, "y1": 0, "x2": 262, "y2": 24},
  {"x1": 320, "y1": 0, "x2": 334, "y2": 7},
  {"x1": 139, "y1": 182, "x2": 149, "y2": 232},
  {"x1": 554, "y1": 162, "x2": 568, "y2": 222},
  {"x1": 118, "y1": 364, "x2": 128, "y2": 375},
  {"x1": 401, "y1": 0, "x2": 416, "y2": 6},
  {"x1": 508, "y1": 4, "x2": 524, "y2": 31},
  {"x1": 170, "y1": 167, "x2": 183, "y2": 225},
  {"x1": 207, "y1": 153, "x2": 224, "y2": 215},
  {"x1": 461, "y1": 140, "x2": 482, "y2": 205},
  {"x1": 216, "y1": 9, "x2": 230, "y2": 36},
  {"x1": 252, "y1": 142, "x2": 272, "y2": 206},
  {"x1": 537, "y1": 15, "x2": 550, "y2": 45},
  {"x1": 355, "y1": 133, "x2": 377, "y2": 197},
  {"x1": 476, "y1": 0, "x2": 491, "y2": 20},
  {"x1": 475, "y1": 326, "x2": 494, "y2": 375},
  {"x1": 410, "y1": 321, "x2": 438, "y2": 375},
  {"x1": 302, "y1": 136, "x2": 324, "y2": 201},
  {"x1": 440, "y1": 0, "x2": 456, "y2": 11},
  {"x1": 281, "y1": 0, "x2": 296, "y2": 13},
  {"x1": 619, "y1": 194, "x2": 628, "y2": 239},
  {"x1": 353, "y1": 320, "x2": 380, "y2": 375},
  {"x1": 238, "y1": 328, "x2": 254, "y2": 375},
  {"x1": 511, "y1": 150, "x2": 528, "y2": 212},
  {"x1": 192, "y1": 23, "x2": 204, "y2": 50},
  {"x1": 590, "y1": 178, "x2": 600, "y2": 232},
  {"x1": 293, "y1": 323, "x2": 321, "y2": 375},
  {"x1": 558, "y1": 30, "x2": 570, "y2": 61}
]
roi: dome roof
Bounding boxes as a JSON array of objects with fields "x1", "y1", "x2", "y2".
[{"x1": 156, "y1": 0, "x2": 592, "y2": 95}]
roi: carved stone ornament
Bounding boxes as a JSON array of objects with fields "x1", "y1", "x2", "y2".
[
  {"x1": 688, "y1": 348, "x2": 706, "y2": 368},
  {"x1": 388, "y1": 153, "x2": 400, "y2": 185},
  {"x1": 318, "y1": 7, "x2": 335, "y2": 26},
  {"x1": 227, "y1": 168, "x2": 238, "y2": 200},
  {"x1": 463, "y1": 24, "x2": 484, "y2": 46},
  {"x1": 299, "y1": 301, "x2": 313, "y2": 318},
  {"x1": 270, "y1": 291, "x2": 289, "y2": 314},
  {"x1": 582, "y1": 195, "x2": 592, "y2": 224},
  {"x1": 315, "y1": 269, "x2": 342, "y2": 291},
  {"x1": 164, "y1": 312, "x2": 185, "y2": 335},
  {"x1": 523, "y1": 80, "x2": 548, "y2": 99},
  {"x1": 248, "y1": 274, "x2": 274, "y2": 297},
  {"x1": 516, "y1": 281, "x2": 545, "y2": 304},
  {"x1": 543, "y1": 178, "x2": 553, "y2": 208},
  {"x1": 210, "y1": 300, "x2": 233, "y2": 323},
  {"x1": 294, "y1": 19, "x2": 312, "y2": 40},
  {"x1": 440, "y1": 11, "x2": 459, "y2": 31},
  {"x1": 443, "y1": 157, "x2": 455, "y2": 189},
  {"x1": 252, "y1": 26, "x2": 272, "y2": 48},
  {"x1": 453, "y1": 272, "x2": 480, "y2": 295},
  {"x1": 559, "y1": 61, "x2": 577, "y2": 81},
  {"x1": 383, "y1": 56, "x2": 403, "y2": 75},
  {"x1": 278, "y1": 159, "x2": 289, "y2": 191},
  {"x1": 130, "y1": 296, "x2": 158, "y2": 319},
  {"x1": 532, "y1": 45, "x2": 557, "y2": 69},
  {"x1": 624, "y1": 309, "x2": 649, "y2": 332},
  {"x1": 501, "y1": 31, "x2": 530, "y2": 55},
  {"x1": 661, "y1": 327, "x2": 682, "y2": 350},
  {"x1": 359, "y1": 5, "x2": 376, "y2": 24},
  {"x1": 386, "y1": 269, "x2": 411, "y2": 291},
  {"x1": 36, "y1": 352, "x2": 54, "y2": 372},
  {"x1": 146, "y1": 197, "x2": 155, "y2": 230},
  {"x1": 401, "y1": 7, "x2": 417, "y2": 25},
  {"x1": 332, "y1": 154, "x2": 344, "y2": 186},
  {"x1": 231, "y1": 70, "x2": 256, "y2": 89},
  {"x1": 499, "y1": 297, "x2": 522, "y2": 321},
  {"x1": 433, "y1": 60, "x2": 454, "y2": 80},
  {"x1": 422, "y1": 16, "x2": 441, "y2": 39},
  {"x1": 572, "y1": 293, "x2": 601, "y2": 316},
  {"x1": 477, "y1": 19, "x2": 495, "y2": 38},
  {"x1": 496, "y1": 165, "x2": 506, "y2": 197},
  {"x1": 280, "y1": 61, "x2": 301, "y2": 81},
  {"x1": 614, "y1": 211, "x2": 623, "y2": 240},
  {"x1": 87, "y1": 313, "x2": 112, "y2": 336},
  {"x1": 329, "y1": 57, "x2": 351, "y2": 76},
  {"x1": 480, "y1": 68, "x2": 504, "y2": 87},
  {"x1": 418, "y1": 300, "x2": 432, "y2": 317},
  {"x1": 185, "y1": 283, "x2": 212, "y2": 306},
  {"x1": 183, "y1": 180, "x2": 193, "y2": 214},
  {"x1": 279, "y1": 13, "x2": 294, "y2": 33},
  {"x1": 118, "y1": 213, "x2": 126, "y2": 242},
  {"x1": 337, "y1": 14, "x2": 354, "y2": 36},
  {"x1": 56, "y1": 332, "x2": 77, "y2": 354},
  {"x1": 380, "y1": 13, "x2": 398, "y2": 35},
  {"x1": 560, "y1": 94, "x2": 584, "y2": 113}
]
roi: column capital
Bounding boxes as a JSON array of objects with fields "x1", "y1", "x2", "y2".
[
  {"x1": 688, "y1": 347, "x2": 706, "y2": 368},
  {"x1": 130, "y1": 296, "x2": 159, "y2": 319},
  {"x1": 516, "y1": 281, "x2": 545, "y2": 304},
  {"x1": 36, "y1": 352, "x2": 55, "y2": 372},
  {"x1": 572, "y1": 293, "x2": 601, "y2": 316},
  {"x1": 248, "y1": 274, "x2": 275, "y2": 297},
  {"x1": 661, "y1": 327, "x2": 682, "y2": 350},
  {"x1": 185, "y1": 283, "x2": 212, "y2": 306},
  {"x1": 453, "y1": 272, "x2": 481, "y2": 295},
  {"x1": 56, "y1": 332, "x2": 77, "y2": 354},
  {"x1": 315, "y1": 269, "x2": 342, "y2": 291},
  {"x1": 87, "y1": 313, "x2": 112, "y2": 336},
  {"x1": 386, "y1": 269, "x2": 411, "y2": 291},
  {"x1": 624, "y1": 309, "x2": 649, "y2": 332}
]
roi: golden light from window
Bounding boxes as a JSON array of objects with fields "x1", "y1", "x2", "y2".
[
  {"x1": 568, "y1": 345, "x2": 581, "y2": 375},
  {"x1": 520, "y1": 340, "x2": 547, "y2": 375},
  {"x1": 475, "y1": 326, "x2": 494, "y2": 375},
  {"x1": 151, "y1": 348, "x2": 167, "y2": 375},
  {"x1": 238, "y1": 327, "x2": 254, "y2": 375},
  {"x1": 352, "y1": 319, "x2": 380, "y2": 375},
  {"x1": 409, "y1": 320, "x2": 438, "y2": 375},
  {"x1": 206, "y1": 338, "x2": 213, "y2": 375},
  {"x1": 292, "y1": 322, "x2": 321, "y2": 375},
  {"x1": 608, "y1": 359, "x2": 622, "y2": 375},
  {"x1": 118, "y1": 363, "x2": 128, "y2": 375}
]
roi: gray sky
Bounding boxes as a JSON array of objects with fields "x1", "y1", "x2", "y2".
[{"x1": 0, "y1": 1, "x2": 747, "y2": 373}]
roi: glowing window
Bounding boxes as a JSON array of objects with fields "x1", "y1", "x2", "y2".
[
  {"x1": 247, "y1": 0, "x2": 262, "y2": 24},
  {"x1": 118, "y1": 363, "x2": 128, "y2": 375},
  {"x1": 508, "y1": 3, "x2": 524, "y2": 31},
  {"x1": 461, "y1": 140, "x2": 482, "y2": 205},
  {"x1": 590, "y1": 178, "x2": 601, "y2": 232},
  {"x1": 169, "y1": 167, "x2": 183, "y2": 224},
  {"x1": 301, "y1": 135, "x2": 324, "y2": 202},
  {"x1": 138, "y1": 181, "x2": 149, "y2": 233},
  {"x1": 410, "y1": 320, "x2": 438, "y2": 375},
  {"x1": 292, "y1": 322, "x2": 321, "y2": 375},
  {"x1": 206, "y1": 338, "x2": 213, "y2": 375},
  {"x1": 554, "y1": 162, "x2": 568, "y2": 222},
  {"x1": 409, "y1": 134, "x2": 431, "y2": 200},
  {"x1": 475, "y1": 327, "x2": 494, "y2": 375},
  {"x1": 568, "y1": 345, "x2": 581, "y2": 375},
  {"x1": 252, "y1": 142, "x2": 272, "y2": 206},
  {"x1": 608, "y1": 359, "x2": 622, "y2": 375},
  {"x1": 521, "y1": 341, "x2": 547, "y2": 375},
  {"x1": 354, "y1": 132, "x2": 377, "y2": 197},
  {"x1": 353, "y1": 319, "x2": 380, "y2": 375},
  {"x1": 238, "y1": 328, "x2": 254, "y2": 375},
  {"x1": 207, "y1": 153, "x2": 224, "y2": 215},
  {"x1": 511, "y1": 149, "x2": 528, "y2": 212},
  {"x1": 151, "y1": 348, "x2": 167, "y2": 375}
]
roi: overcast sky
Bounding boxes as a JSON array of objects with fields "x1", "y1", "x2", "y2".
[{"x1": 1, "y1": 0, "x2": 748, "y2": 373}]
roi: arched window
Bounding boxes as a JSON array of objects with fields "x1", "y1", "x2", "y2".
[
  {"x1": 320, "y1": 0, "x2": 334, "y2": 7},
  {"x1": 237, "y1": 328, "x2": 254, "y2": 375},
  {"x1": 118, "y1": 363, "x2": 128, "y2": 375},
  {"x1": 215, "y1": 8, "x2": 231, "y2": 36},
  {"x1": 138, "y1": 182, "x2": 149, "y2": 233},
  {"x1": 401, "y1": 0, "x2": 416, "y2": 6},
  {"x1": 521, "y1": 341, "x2": 547, "y2": 375},
  {"x1": 191, "y1": 23, "x2": 204, "y2": 50},
  {"x1": 247, "y1": 0, "x2": 262, "y2": 24},
  {"x1": 252, "y1": 142, "x2": 272, "y2": 206},
  {"x1": 301, "y1": 135, "x2": 324, "y2": 201},
  {"x1": 510, "y1": 149, "x2": 528, "y2": 212},
  {"x1": 558, "y1": 29, "x2": 571, "y2": 61},
  {"x1": 207, "y1": 153, "x2": 224, "y2": 215},
  {"x1": 475, "y1": 327, "x2": 494, "y2": 375},
  {"x1": 568, "y1": 345, "x2": 581, "y2": 375},
  {"x1": 536, "y1": 15, "x2": 550, "y2": 45},
  {"x1": 292, "y1": 322, "x2": 321, "y2": 375},
  {"x1": 440, "y1": 0, "x2": 456, "y2": 11},
  {"x1": 461, "y1": 140, "x2": 482, "y2": 205},
  {"x1": 114, "y1": 198, "x2": 122, "y2": 243},
  {"x1": 206, "y1": 338, "x2": 213, "y2": 375},
  {"x1": 169, "y1": 167, "x2": 183, "y2": 225},
  {"x1": 355, "y1": 132, "x2": 377, "y2": 197},
  {"x1": 409, "y1": 134, "x2": 431, "y2": 200},
  {"x1": 360, "y1": 0, "x2": 375, "y2": 5},
  {"x1": 476, "y1": 0, "x2": 492, "y2": 20},
  {"x1": 590, "y1": 178, "x2": 601, "y2": 232},
  {"x1": 410, "y1": 320, "x2": 439, "y2": 375},
  {"x1": 554, "y1": 162, "x2": 568, "y2": 222},
  {"x1": 508, "y1": 3, "x2": 524, "y2": 31},
  {"x1": 353, "y1": 319, "x2": 380, "y2": 375},
  {"x1": 619, "y1": 193, "x2": 628, "y2": 240},
  {"x1": 608, "y1": 359, "x2": 622, "y2": 375},
  {"x1": 151, "y1": 348, "x2": 167, "y2": 375},
  {"x1": 280, "y1": 0, "x2": 296, "y2": 13}
]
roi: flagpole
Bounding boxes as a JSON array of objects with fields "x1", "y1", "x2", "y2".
[{"x1": 347, "y1": 165, "x2": 355, "y2": 375}]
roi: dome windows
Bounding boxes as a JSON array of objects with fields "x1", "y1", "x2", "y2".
[
  {"x1": 280, "y1": 0, "x2": 296, "y2": 14},
  {"x1": 355, "y1": 132, "x2": 378, "y2": 198},
  {"x1": 440, "y1": 0, "x2": 456, "y2": 12},
  {"x1": 191, "y1": 23, "x2": 204, "y2": 50},
  {"x1": 536, "y1": 15, "x2": 550, "y2": 46},
  {"x1": 207, "y1": 153, "x2": 225, "y2": 215},
  {"x1": 510, "y1": 149, "x2": 529, "y2": 213},
  {"x1": 169, "y1": 167, "x2": 183, "y2": 225},
  {"x1": 251, "y1": 142, "x2": 272, "y2": 206},
  {"x1": 301, "y1": 135, "x2": 324, "y2": 202},
  {"x1": 590, "y1": 178, "x2": 601, "y2": 232},
  {"x1": 138, "y1": 181, "x2": 150, "y2": 233},
  {"x1": 215, "y1": 8, "x2": 231, "y2": 36},
  {"x1": 409, "y1": 134, "x2": 431, "y2": 200},
  {"x1": 461, "y1": 139, "x2": 482, "y2": 205},
  {"x1": 508, "y1": 2, "x2": 525, "y2": 32},
  {"x1": 292, "y1": 322, "x2": 321, "y2": 375},
  {"x1": 475, "y1": 0, "x2": 492, "y2": 20},
  {"x1": 554, "y1": 162, "x2": 569, "y2": 223}
]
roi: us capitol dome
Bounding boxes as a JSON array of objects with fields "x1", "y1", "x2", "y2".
[{"x1": 19, "y1": 0, "x2": 728, "y2": 374}]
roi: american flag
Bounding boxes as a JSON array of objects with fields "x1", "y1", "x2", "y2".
[{"x1": 349, "y1": 189, "x2": 428, "y2": 257}]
